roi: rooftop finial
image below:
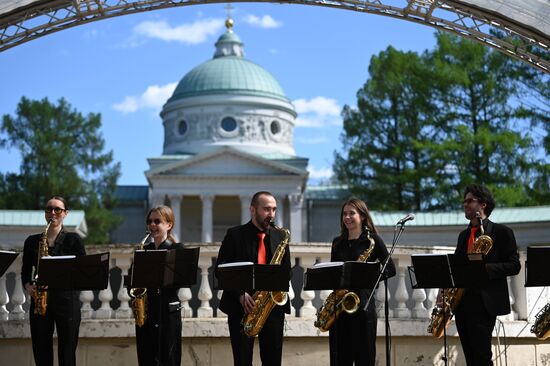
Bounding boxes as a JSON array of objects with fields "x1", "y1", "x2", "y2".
[{"x1": 225, "y1": 4, "x2": 234, "y2": 32}]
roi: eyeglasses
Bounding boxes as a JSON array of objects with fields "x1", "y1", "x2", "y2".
[
  {"x1": 146, "y1": 219, "x2": 163, "y2": 225},
  {"x1": 44, "y1": 206, "x2": 66, "y2": 214},
  {"x1": 462, "y1": 198, "x2": 479, "y2": 204}
]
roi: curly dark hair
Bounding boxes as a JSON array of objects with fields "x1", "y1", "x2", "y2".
[{"x1": 463, "y1": 184, "x2": 495, "y2": 217}]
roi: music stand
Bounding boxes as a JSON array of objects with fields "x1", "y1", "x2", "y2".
[
  {"x1": 409, "y1": 253, "x2": 489, "y2": 366},
  {"x1": 215, "y1": 262, "x2": 290, "y2": 292},
  {"x1": 303, "y1": 261, "x2": 381, "y2": 290},
  {"x1": 0, "y1": 251, "x2": 19, "y2": 278},
  {"x1": 38, "y1": 252, "x2": 110, "y2": 290},
  {"x1": 525, "y1": 245, "x2": 550, "y2": 287}
]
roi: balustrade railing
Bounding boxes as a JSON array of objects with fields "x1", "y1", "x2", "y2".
[{"x1": 0, "y1": 244, "x2": 536, "y2": 327}]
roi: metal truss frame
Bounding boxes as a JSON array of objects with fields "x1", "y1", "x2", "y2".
[{"x1": 0, "y1": 0, "x2": 548, "y2": 73}]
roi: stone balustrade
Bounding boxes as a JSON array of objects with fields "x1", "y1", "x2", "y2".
[{"x1": 0, "y1": 243, "x2": 546, "y2": 340}]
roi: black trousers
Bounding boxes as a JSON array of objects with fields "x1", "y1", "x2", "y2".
[
  {"x1": 227, "y1": 308, "x2": 285, "y2": 366},
  {"x1": 329, "y1": 308, "x2": 377, "y2": 366},
  {"x1": 135, "y1": 302, "x2": 182, "y2": 366},
  {"x1": 29, "y1": 294, "x2": 81, "y2": 366},
  {"x1": 454, "y1": 290, "x2": 496, "y2": 366}
]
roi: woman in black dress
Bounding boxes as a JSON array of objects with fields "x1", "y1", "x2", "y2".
[
  {"x1": 134, "y1": 205, "x2": 183, "y2": 366},
  {"x1": 22, "y1": 196, "x2": 86, "y2": 366},
  {"x1": 329, "y1": 198, "x2": 396, "y2": 366}
]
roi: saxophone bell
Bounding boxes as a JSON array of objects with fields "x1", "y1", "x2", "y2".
[{"x1": 130, "y1": 231, "x2": 152, "y2": 327}]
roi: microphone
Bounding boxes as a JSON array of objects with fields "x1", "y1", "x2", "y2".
[{"x1": 397, "y1": 213, "x2": 415, "y2": 225}]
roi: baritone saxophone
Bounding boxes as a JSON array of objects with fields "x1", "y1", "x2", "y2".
[
  {"x1": 427, "y1": 212, "x2": 493, "y2": 338},
  {"x1": 242, "y1": 222, "x2": 290, "y2": 337},
  {"x1": 314, "y1": 230, "x2": 375, "y2": 332},
  {"x1": 130, "y1": 232, "x2": 152, "y2": 327},
  {"x1": 33, "y1": 219, "x2": 53, "y2": 316},
  {"x1": 531, "y1": 303, "x2": 550, "y2": 340}
]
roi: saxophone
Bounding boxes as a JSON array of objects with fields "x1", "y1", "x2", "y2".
[
  {"x1": 314, "y1": 230, "x2": 375, "y2": 332},
  {"x1": 130, "y1": 232, "x2": 152, "y2": 327},
  {"x1": 427, "y1": 212, "x2": 493, "y2": 338},
  {"x1": 33, "y1": 219, "x2": 53, "y2": 316},
  {"x1": 242, "y1": 222, "x2": 290, "y2": 337},
  {"x1": 531, "y1": 303, "x2": 550, "y2": 340}
]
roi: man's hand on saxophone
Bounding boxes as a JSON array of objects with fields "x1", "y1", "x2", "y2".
[{"x1": 240, "y1": 293, "x2": 255, "y2": 314}]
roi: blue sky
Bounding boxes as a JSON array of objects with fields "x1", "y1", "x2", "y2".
[{"x1": 0, "y1": 3, "x2": 438, "y2": 185}]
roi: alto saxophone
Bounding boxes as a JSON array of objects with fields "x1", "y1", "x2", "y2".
[
  {"x1": 314, "y1": 230, "x2": 375, "y2": 332},
  {"x1": 130, "y1": 232, "x2": 152, "y2": 327},
  {"x1": 531, "y1": 303, "x2": 550, "y2": 340},
  {"x1": 242, "y1": 222, "x2": 290, "y2": 337},
  {"x1": 427, "y1": 212, "x2": 493, "y2": 338},
  {"x1": 33, "y1": 219, "x2": 53, "y2": 316}
]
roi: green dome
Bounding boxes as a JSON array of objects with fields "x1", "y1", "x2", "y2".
[{"x1": 169, "y1": 56, "x2": 288, "y2": 102}]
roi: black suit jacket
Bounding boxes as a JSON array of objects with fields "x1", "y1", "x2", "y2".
[
  {"x1": 454, "y1": 219, "x2": 520, "y2": 316},
  {"x1": 216, "y1": 221, "x2": 292, "y2": 315}
]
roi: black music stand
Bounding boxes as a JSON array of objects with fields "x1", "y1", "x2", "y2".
[
  {"x1": 303, "y1": 261, "x2": 381, "y2": 290},
  {"x1": 409, "y1": 253, "x2": 489, "y2": 366},
  {"x1": 129, "y1": 247, "x2": 200, "y2": 289},
  {"x1": 37, "y1": 252, "x2": 110, "y2": 290},
  {"x1": 525, "y1": 245, "x2": 550, "y2": 287},
  {"x1": 215, "y1": 262, "x2": 290, "y2": 292},
  {"x1": 0, "y1": 250, "x2": 19, "y2": 278}
]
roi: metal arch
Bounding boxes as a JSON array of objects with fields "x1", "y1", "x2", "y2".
[{"x1": 0, "y1": 0, "x2": 548, "y2": 73}]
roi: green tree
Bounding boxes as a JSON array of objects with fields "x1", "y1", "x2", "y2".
[
  {"x1": 334, "y1": 46, "x2": 452, "y2": 210},
  {"x1": 0, "y1": 97, "x2": 121, "y2": 244},
  {"x1": 432, "y1": 33, "x2": 539, "y2": 207}
]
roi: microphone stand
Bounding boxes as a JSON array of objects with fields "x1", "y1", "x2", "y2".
[{"x1": 364, "y1": 220, "x2": 410, "y2": 366}]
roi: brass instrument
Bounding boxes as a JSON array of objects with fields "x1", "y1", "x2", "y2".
[
  {"x1": 531, "y1": 303, "x2": 550, "y2": 340},
  {"x1": 130, "y1": 232, "x2": 152, "y2": 327},
  {"x1": 33, "y1": 219, "x2": 53, "y2": 316},
  {"x1": 242, "y1": 222, "x2": 290, "y2": 337},
  {"x1": 427, "y1": 212, "x2": 493, "y2": 338},
  {"x1": 314, "y1": 230, "x2": 375, "y2": 332}
]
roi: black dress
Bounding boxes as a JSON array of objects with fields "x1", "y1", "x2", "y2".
[
  {"x1": 328, "y1": 230, "x2": 396, "y2": 366},
  {"x1": 134, "y1": 240, "x2": 184, "y2": 366},
  {"x1": 21, "y1": 229, "x2": 86, "y2": 366}
]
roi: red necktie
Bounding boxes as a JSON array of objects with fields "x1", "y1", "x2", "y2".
[
  {"x1": 467, "y1": 226, "x2": 478, "y2": 253},
  {"x1": 257, "y1": 232, "x2": 266, "y2": 264}
]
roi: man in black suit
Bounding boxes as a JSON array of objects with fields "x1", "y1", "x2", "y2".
[
  {"x1": 215, "y1": 191, "x2": 291, "y2": 366},
  {"x1": 453, "y1": 184, "x2": 521, "y2": 365}
]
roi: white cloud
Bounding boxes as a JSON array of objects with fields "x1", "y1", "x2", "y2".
[
  {"x1": 244, "y1": 15, "x2": 282, "y2": 29},
  {"x1": 293, "y1": 96, "x2": 341, "y2": 117},
  {"x1": 307, "y1": 166, "x2": 333, "y2": 180},
  {"x1": 113, "y1": 82, "x2": 177, "y2": 113},
  {"x1": 293, "y1": 96, "x2": 342, "y2": 129},
  {"x1": 133, "y1": 18, "x2": 225, "y2": 44}
]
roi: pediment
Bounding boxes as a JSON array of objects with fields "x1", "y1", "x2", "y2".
[{"x1": 146, "y1": 147, "x2": 306, "y2": 178}]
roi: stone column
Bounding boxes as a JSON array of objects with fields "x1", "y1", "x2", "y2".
[
  {"x1": 169, "y1": 194, "x2": 182, "y2": 242},
  {"x1": 239, "y1": 194, "x2": 251, "y2": 224},
  {"x1": 201, "y1": 194, "x2": 214, "y2": 243},
  {"x1": 288, "y1": 194, "x2": 304, "y2": 242},
  {"x1": 151, "y1": 192, "x2": 165, "y2": 208},
  {"x1": 275, "y1": 195, "x2": 284, "y2": 228}
]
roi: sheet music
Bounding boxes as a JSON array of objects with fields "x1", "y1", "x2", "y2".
[
  {"x1": 312, "y1": 261, "x2": 344, "y2": 268},
  {"x1": 218, "y1": 261, "x2": 254, "y2": 268},
  {"x1": 41, "y1": 255, "x2": 76, "y2": 260}
]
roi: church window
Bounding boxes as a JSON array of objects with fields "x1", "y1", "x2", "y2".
[
  {"x1": 270, "y1": 120, "x2": 281, "y2": 135},
  {"x1": 221, "y1": 116, "x2": 237, "y2": 132},
  {"x1": 178, "y1": 120, "x2": 188, "y2": 136}
]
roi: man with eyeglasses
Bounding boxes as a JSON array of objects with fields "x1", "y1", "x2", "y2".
[
  {"x1": 452, "y1": 184, "x2": 520, "y2": 365},
  {"x1": 21, "y1": 196, "x2": 86, "y2": 366}
]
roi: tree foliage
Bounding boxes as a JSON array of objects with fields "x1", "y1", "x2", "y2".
[
  {"x1": 0, "y1": 97, "x2": 122, "y2": 244},
  {"x1": 334, "y1": 33, "x2": 549, "y2": 210}
]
